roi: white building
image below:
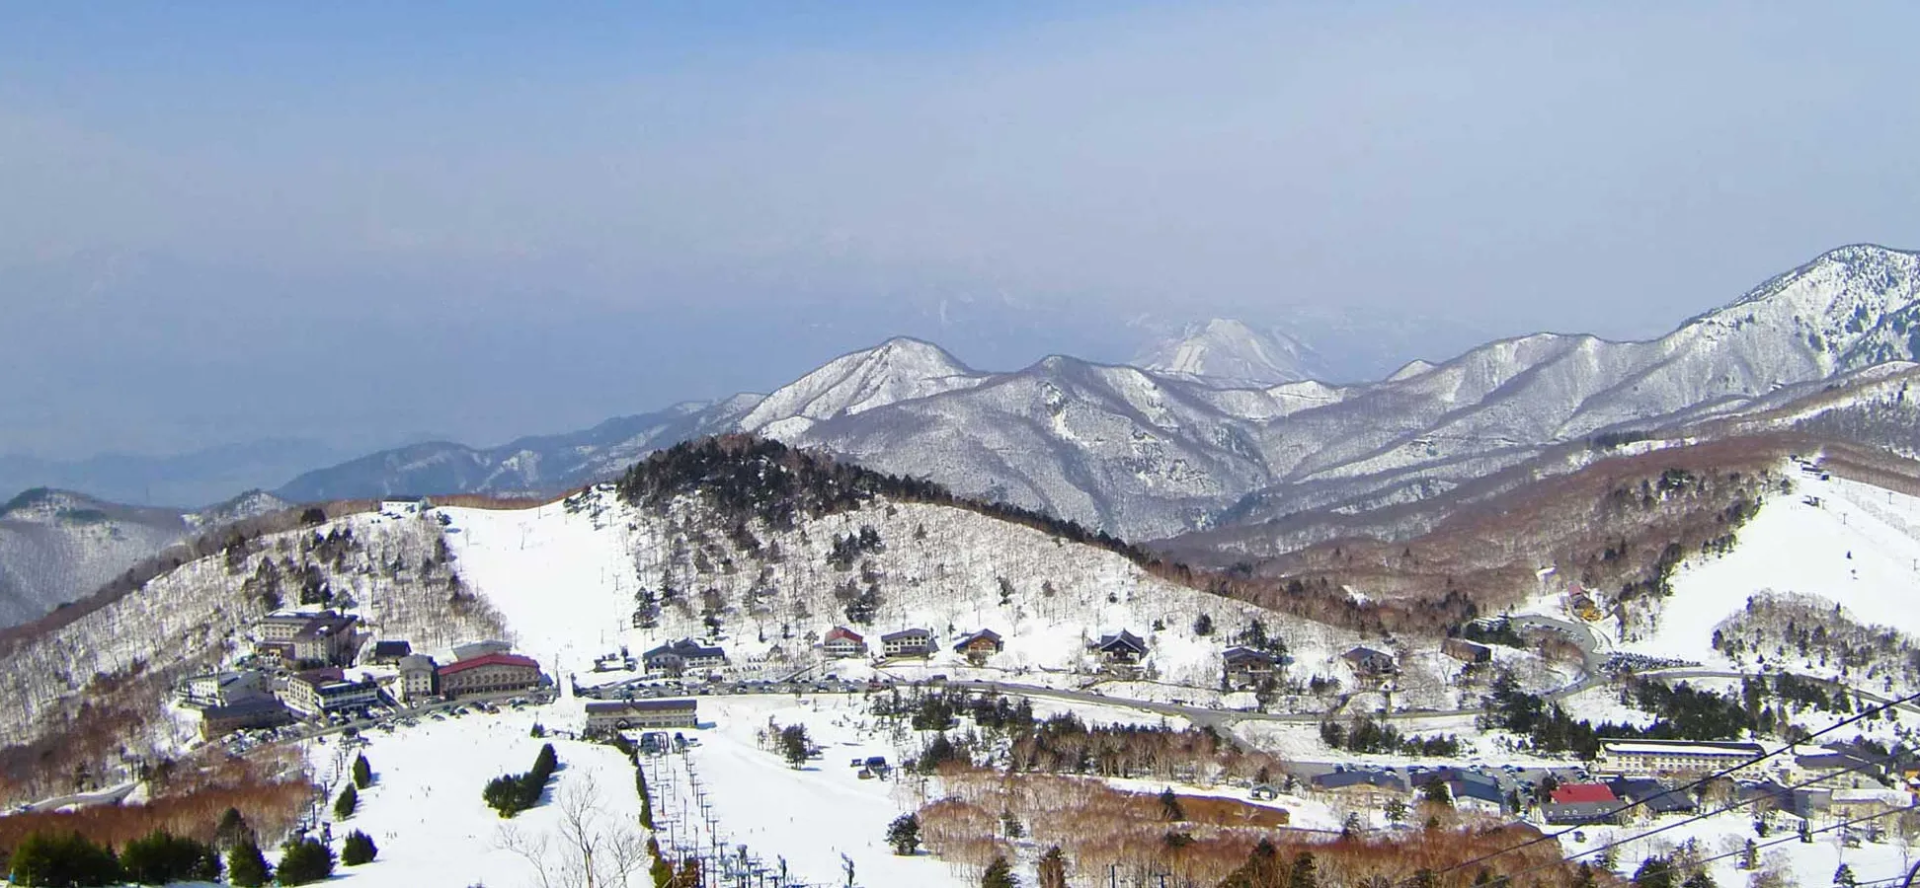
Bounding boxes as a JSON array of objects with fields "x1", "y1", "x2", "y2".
[{"x1": 1595, "y1": 740, "x2": 1766, "y2": 777}]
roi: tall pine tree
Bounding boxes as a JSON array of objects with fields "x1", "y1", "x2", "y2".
[
  {"x1": 981, "y1": 855, "x2": 1018, "y2": 888},
  {"x1": 1037, "y1": 846, "x2": 1069, "y2": 888},
  {"x1": 227, "y1": 838, "x2": 273, "y2": 888}
]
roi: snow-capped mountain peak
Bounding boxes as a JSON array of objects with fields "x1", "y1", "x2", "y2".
[
  {"x1": 1133, "y1": 318, "x2": 1326, "y2": 386},
  {"x1": 1694, "y1": 243, "x2": 1920, "y2": 369},
  {"x1": 738, "y1": 336, "x2": 985, "y2": 437}
]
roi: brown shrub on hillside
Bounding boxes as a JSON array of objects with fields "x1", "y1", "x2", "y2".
[
  {"x1": 0, "y1": 746, "x2": 308, "y2": 856},
  {"x1": 921, "y1": 766, "x2": 1574, "y2": 888},
  {"x1": 1171, "y1": 437, "x2": 1805, "y2": 637}
]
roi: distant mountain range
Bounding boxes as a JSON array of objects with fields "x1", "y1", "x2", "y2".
[
  {"x1": 0, "y1": 487, "x2": 290, "y2": 628},
  {"x1": 4, "y1": 244, "x2": 1916, "y2": 631},
  {"x1": 1132, "y1": 318, "x2": 1327, "y2": 386},
  {"x1": 0, "y1": 439, "x2": 344, "y2": 509},
  {"x1": 263, "y1": 243, "x2": 1920, "y2": 540}
]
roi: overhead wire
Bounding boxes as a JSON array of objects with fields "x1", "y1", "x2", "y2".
[
  {"x1": 1553, "y1": 752, "x2": 1900, "y2": 870},
  {"x1": 1483, "y1": 802, "x2": 1915, "y2": 888},
  {"x1": 1435, "y1": 686, "x2": 1920, "y2": 878}
]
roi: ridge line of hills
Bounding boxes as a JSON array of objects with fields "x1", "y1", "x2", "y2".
[{"x1": 3, "y1": 243, "x2": 1918, "y2": 631}]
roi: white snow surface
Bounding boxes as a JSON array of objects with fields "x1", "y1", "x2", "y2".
[
  {"x1": 1134, "y1": 318, "x2": 1328, "y2": 386},
  {"x1": 303, "y1": 707, "x2": 647, "y2": 888},
  {"x1": 439, "y1": 487, "x2": 1429, "y2": 708},
  {"x1": 1622, "y1": 470, "x2": 1920, "y2": 663}
]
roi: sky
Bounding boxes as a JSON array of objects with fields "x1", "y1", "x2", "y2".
[{"x1": 3, "y1": 2, "x2": 1919, "y2": 460}]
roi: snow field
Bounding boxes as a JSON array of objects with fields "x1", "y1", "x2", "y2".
[
  {"x1": 1624, "y1": 471, "x2": 1920, "y2": 664},
  {"x1": 440, "y1": 490, "x2": 1495, "y2": 715},
  {"x1": 1571, "y1": 807, "x2": 1918, "y2": 888},
  {"x1": 302, "y1": 706, "x2": 645, "y2": 888},
  {"x1": 655, "y1": 694, "x2": 971, "y2": 888}
]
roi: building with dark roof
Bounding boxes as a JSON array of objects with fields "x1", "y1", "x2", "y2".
[
  {"x1": 1340, "y1": 646, "x2": 1396, "y2": 676},
  {"x1": 642, "y1": 639, "x2": 728, "y2": 676},
  {"x1": 281, "y1": 668, "x2": 380, "y2": 716},
  {"x1": 1792, "y1": 748, "x2": 1890, "y2": 789},
  {"x1": 1223, "y1": 647, "x2": 1279, "y2": 689},
  {"x1": 253, "y1": 610, "x2": 358, "y2": 666},
  {"x1": 366, "y1": 640, "x2": 413, "y2": 665},
  {"x1": 954, "y1": 629, "x2": 1004, "y2": 664},
  {"x1": 1092, "y1": 631, "x2": 1148, "y2": 672},
  {"x1": 437, "y1": 653, "x2": 546, "y2": 698},
  {"x1": 1606, "y1": 778, "x2": 1698, "y2": 816},
  {"x1": 585, "y1": 699, "x2": 699, "y2": 733},
  {"x1": 1427, "y1": 768, "x2": 1505, "y2": 814},
  {"x1": 1442, "y1": 638, "x2": 1492, "y2": 664},
  {"x1": 1312, "y1": 770, "x2": 1409, "y2": 809},
  {"x1": 200, "y1": 698, "x2": 294, "y2": 739},
  {"x1": 880, "y1": 628, "x2": 935, "y2": 658},
  {"x1": 290, "y1": 613, "x2": 359, "y2": 667},
  {"x1": 396, "y1": 654, "x2": 438, "y2": 703}
]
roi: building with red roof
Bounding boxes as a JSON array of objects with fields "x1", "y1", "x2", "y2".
[
  {"x1": 437, "y1": 652, "x2": 546, "y2": 698},
  {"x1": 1550, "y1": 783, "x2": 1618, "y2": 805},
  {"x1": 1544, "y1": 783, "x2": 1622, "y2": 825},
  {"x1": 823, "y1": 627, "x2": 867, "y2": 659}
]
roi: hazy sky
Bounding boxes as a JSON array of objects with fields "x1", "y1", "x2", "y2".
[{"x1": 4, "y1": 2, "x2": 1919, "y2": 458}]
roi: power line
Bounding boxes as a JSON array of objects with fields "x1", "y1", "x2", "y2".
[
  {"x1": 1488, "y1": 802, "x2": 1914, "y2": 888},
  {"x1": 1439, "y1": 686, "x2": 1920, "y2": 877},
  {"x1": 1557, "y1": 753, "x2": 1898, "y2": 869}
]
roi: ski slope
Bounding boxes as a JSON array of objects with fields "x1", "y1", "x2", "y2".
[
  {"x1": 1623, "y1": 469, "x2": 1920, "y2": 664},
  {"x1": 306, "y1": 707, "x2": 646, "y2": 888}
]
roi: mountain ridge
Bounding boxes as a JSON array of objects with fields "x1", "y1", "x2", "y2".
[
  {"x1": 1133, "y1": 318, "x2": 1327, "y2": 386},
  {"x1": 256, "y1": 245, "x2": 1920, "y2": 542},
  {"x1": 0, "y1": 487, "x2": 293, "y2": 629}
]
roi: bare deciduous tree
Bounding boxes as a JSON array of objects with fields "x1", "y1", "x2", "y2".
[{"x1": 499, "y1": 773, "x2": 649, "y2": 888}]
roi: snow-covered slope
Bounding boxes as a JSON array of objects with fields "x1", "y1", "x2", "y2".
[
  {"x1": 1133, "y1": 318, "x2": 1327, "y2": 386},
  {"x1": 736, "y1": 337, "x2": 985, "y2": 438},
  {"x1": 0, "y1": 443, "x2": 1528, "y2": 805},
  {"x1": 274, "y1": 245, "x2": 1920, "y2": 543},
  {"x1": 0, "y1": 503, "x2": 504, "y2": 798},
  {"x1": 0, "y1": 488, "x2": 295, "y2": 629},
  {"x1": 441, "y1": 484, "x2": 1388, "y2": 702},
  {"x1": 1620, "y1": 468, "x2": 1920, "y2": 664}
]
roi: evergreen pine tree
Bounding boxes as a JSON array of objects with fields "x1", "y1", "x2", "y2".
[
  {"x1": 981, "y1": 855, "x2": 1018, "y2": 888},
  {"x1": 120, "y1": 829, "x2": 222, "y2": 884},
  {"x1": 335, "y1": 783, "x2": 358, "y2": 820},
  {"x1": 885, "y1": 813, "x2": 921, "y2": 855},
  {"x1": 215, "y1": 806, "x2": 254, "y2": 850},
  {"x1": 1634, "y1": 855, "x2": 1676, "y2": 888},
  {"x1": 342, "y1": 830, "x2": 379, "y2": 866},
  {"x1": 227, "y1": 838, "x2": 273, "y2": 888},
  {"x1": 6, "y1": 831, "x2": 123, "y2": 887},
  {"x1": 1159, "y1": 786, "x2": 1186, "y2": 821},
  {"x1": 1290, "y1": 852, "x2": 1318, "y2": 888},
  {"x1": 352, "y1": 753, "x2": 372, "y2": 789},
  {"x1": 276, "y1": 837, "x2": 336, "y2": 886},
  {"x1": 637, "y1": 762, "x2": 655, "y2": 829},
  {"x1": 779, "y1": 724, "x2": 812, "y2": 768}
]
